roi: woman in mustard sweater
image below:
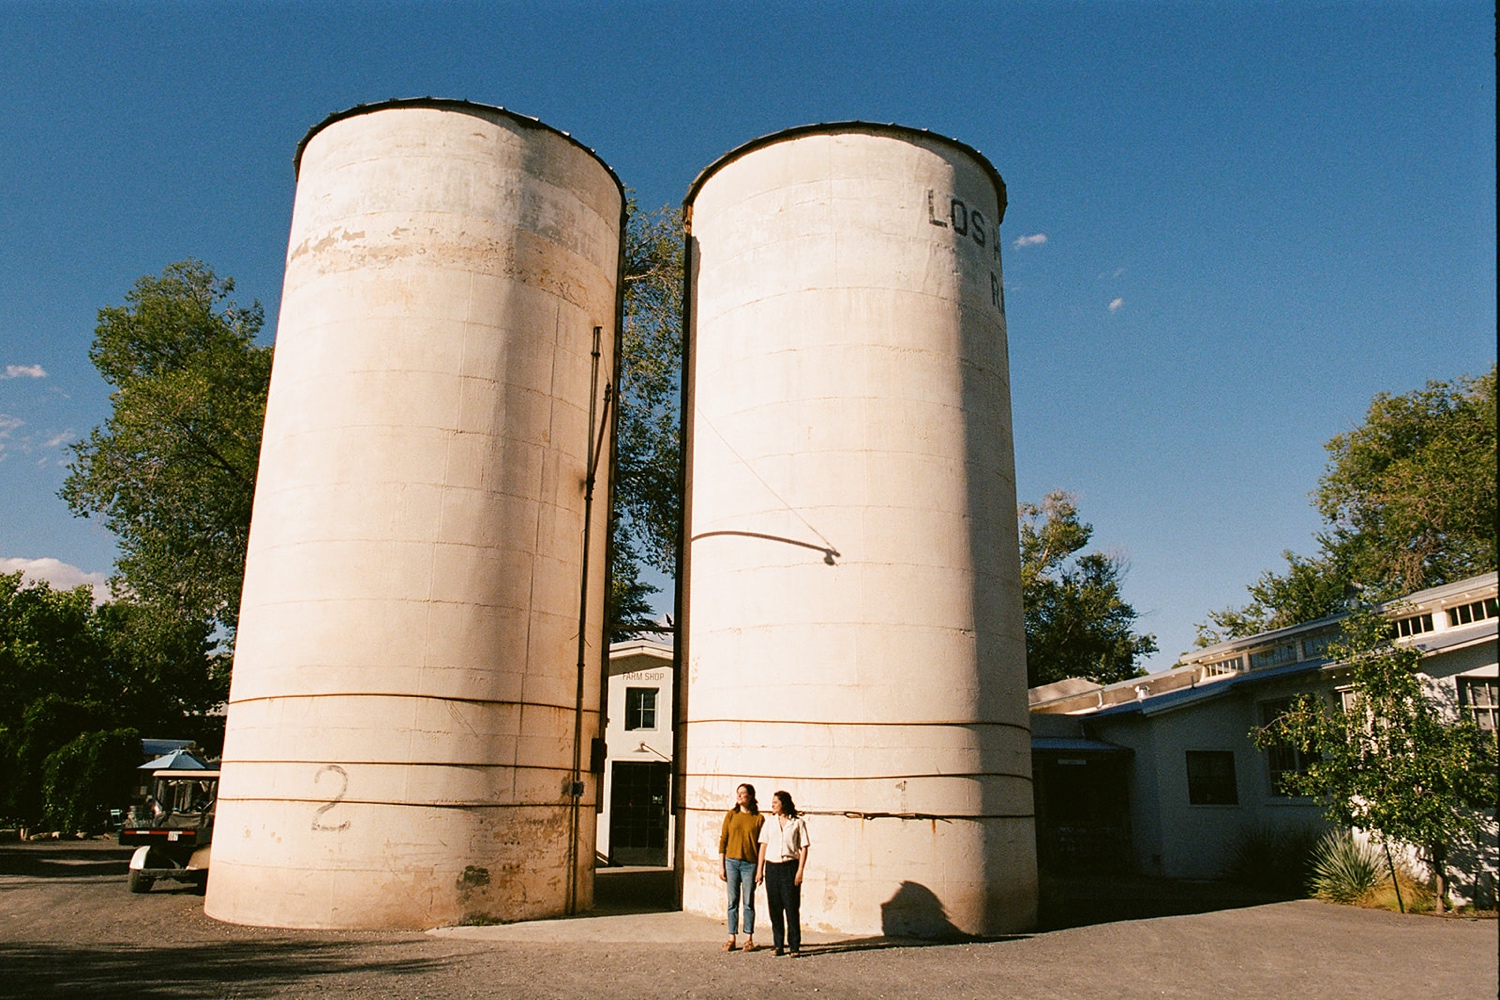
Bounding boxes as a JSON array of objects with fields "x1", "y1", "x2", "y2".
[{"x1": 718, "y1": 782, "x2": 765, "y2": 951}]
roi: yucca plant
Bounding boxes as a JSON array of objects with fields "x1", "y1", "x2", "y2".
[
  {"x1": 1225, "y1": 823, "x2": 1321, "y2": 895},
  {"x1": 1308, "y1": 829, "x2": 1383, "y2": 904}
]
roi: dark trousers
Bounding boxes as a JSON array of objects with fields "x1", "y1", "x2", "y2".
[{"x1": 764, "y1": 860, "x2": 801, "y2": 951}]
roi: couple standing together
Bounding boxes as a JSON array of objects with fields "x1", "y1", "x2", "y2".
[{"x1": 718, "y1": 783, "x2": 810, "y2": 957}]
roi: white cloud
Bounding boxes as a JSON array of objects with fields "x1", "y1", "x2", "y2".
[
  {"x1": 0, "y1": 413, "x2": 20, "y2": 460},
  {"x1": 44, "y1": 429, "x2": 73, "y2": 448},
  {"x1": 1108, "y1": 298, "x2": 1124, "y2": 313},
  {"x1": 1013, "y1": 233, "x2": 1048, "y2": 248},
  {"x1": 3, "y1": 364, "x2": 47, "y2": 379},
  {"x1": 0, "y1": 556, "x2": 110, "y2": 603}
]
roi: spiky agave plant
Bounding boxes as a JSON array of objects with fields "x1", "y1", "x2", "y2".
[{"x1": 1308, "y1": 829, "x2": 1384, "y2": 904}]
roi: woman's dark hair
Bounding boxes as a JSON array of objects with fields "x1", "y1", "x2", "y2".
[
  {"x1": 737, "y1": 783, "x2": 759, "y2": 815},
  {"x1": 772, "y1": 790, "x2": 797, "y2": 818}
]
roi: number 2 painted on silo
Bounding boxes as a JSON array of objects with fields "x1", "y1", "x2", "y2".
[{"x1": 312, "y1": 764, "x2": 351, "y2": 832}]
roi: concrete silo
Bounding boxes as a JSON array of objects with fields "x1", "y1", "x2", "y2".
[
  {"x1": 205, "y1": 100, "x2": 623, "y2": 930},
  {"x1": 679, "y1": 124, "x2": 1037, "y2": 936}
]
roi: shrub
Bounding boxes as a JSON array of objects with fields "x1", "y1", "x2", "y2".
[
  {"x1": 41, "y1": 728, "x2": 140, "y2": 833},
  {"x1": 1225, "y1": 823, "x2": 1322, "y2": 894},
  {"x1": 1309, "y1": 830, "x2": 1383, "y2": 903}
]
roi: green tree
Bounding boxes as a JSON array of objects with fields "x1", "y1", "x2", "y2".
[
  {"x1": 0, "y1": 573, "x2": 224, "y2": 826},
  {"x1": 1020, "y1": 491, "x2": 1158, "y2": 687},
  {"x1": 1201, "y1": 367, "x2": 1497, "y2": 643},
  {"x1": 1197, "y1": 552, "x2": 1351, "y2": 644},
  {"x1": 1253, "y1": 606, "x2": 1498, "y2": 913},
  {"x1": 608, "y1": 201, "x2": 683, "y2": 641},
  {"x1": 60, "y1": 260, "x2": 271, "y2": 636},
  {"x1": 41, "y1": 727, "x2": 141, "y2": 834},
  {"x1": 1316, "y1": 367, "x2": 1496, "y2": 592}
]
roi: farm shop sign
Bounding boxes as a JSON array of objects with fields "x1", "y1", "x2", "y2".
[
  {"x1": 927, "y1": 189, "x2": 1004, "y2": 312},
  {"x1": 621, "y1": 670, "x2": 666, "y2": 681}
]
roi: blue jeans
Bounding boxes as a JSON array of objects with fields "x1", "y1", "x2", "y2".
[{"x1": 725, "y1": 858, "x2": 757, "y2": 935}]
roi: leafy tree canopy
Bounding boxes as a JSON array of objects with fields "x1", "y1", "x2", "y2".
[
  {"x1": 1316, "y1": 366, "x2": 1496, "y2": 592},
  {"x1": 1020, "y1": 491, "x2": 1158, "y2": 688},
  {"x1": 60, "y1": 260, "x2": 271, "y2": 637},
  {"x1": 0, "y1": 572, "x2": 225, "y2": 827},
  {"x1": 1253, "y1": 605, "x2": 1498, "y2": 912},
  {"x1": 1200, "y1": 367, "x2": 1497, "y2": 644},
  {"x1": 609, "y1": 200, "x2": 683, "y2": 641}
]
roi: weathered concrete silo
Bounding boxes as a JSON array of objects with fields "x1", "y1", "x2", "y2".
[
  {"x1": 679, "y1": 124, "x2": 1037, "y2": 936},
  {"x1": 205, "y1": 100, "x2": 622, "y2": 930}
]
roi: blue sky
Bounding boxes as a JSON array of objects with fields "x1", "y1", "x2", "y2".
[{"x1": 0, "y1": 2, "x2": 1494, "y2": 669}]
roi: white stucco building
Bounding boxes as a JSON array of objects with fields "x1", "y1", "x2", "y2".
[
  {"x1": 1029, "y1": 572, "x2": 1498, "y2": 905},
  {"x1": 597, "y1": 640, "x2": 674, "y2": 867}
]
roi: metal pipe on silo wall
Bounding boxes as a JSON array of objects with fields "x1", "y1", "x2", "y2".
[
  {"x1": 206, "y1": 100, "x2": 623, "y2": 930},
  {"x1": 679, "y1": 124, "x2": 1038, "y2": 936}
]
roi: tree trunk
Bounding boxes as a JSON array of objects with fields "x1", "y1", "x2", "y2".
[{"x1": 1430, "y1": 843, "x2": 1446, "y2": 915}]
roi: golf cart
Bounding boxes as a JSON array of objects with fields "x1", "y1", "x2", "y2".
[{"x1": 120, "y1": 769, "x2": 219, "y2": 892}]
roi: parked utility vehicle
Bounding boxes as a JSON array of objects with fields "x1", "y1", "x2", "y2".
[{"x1": 120, "y1": 769, "x2": 219, "y2": 892}]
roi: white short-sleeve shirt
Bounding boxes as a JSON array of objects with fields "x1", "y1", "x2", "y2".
[{"x1": 757, "y1": 813, "x2": 810, "y2": 863}]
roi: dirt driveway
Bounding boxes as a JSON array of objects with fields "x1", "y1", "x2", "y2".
[{"x1": 1, "y1": 840, "x2": 1494, "y2": 999}]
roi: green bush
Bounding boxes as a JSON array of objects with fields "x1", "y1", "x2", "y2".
[
  {"x1": 1225, "y1": 823, "x2": 1323, "y2": 894},
  {"x1": 1309, "y1": 829, "x2": 1384, "y2": 903},
  {"x1": 41, "y1": 728, "x2": 140, "y2": 833}
]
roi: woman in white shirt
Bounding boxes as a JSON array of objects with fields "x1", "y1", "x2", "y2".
[{"x1": 755, "y1": 790, "x2": 810, "y2": 956}]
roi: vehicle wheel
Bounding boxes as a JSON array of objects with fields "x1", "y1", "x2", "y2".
[
  {"x1": 193, "y1": 872, "x2": 209, "y2": 895},
  {"x1": 127, "y1": 869, "x2": 154, "y2": 894}
]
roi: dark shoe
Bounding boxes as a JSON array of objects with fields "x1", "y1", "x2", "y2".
[
  {"x1": 788, "y1": 950, "x2": 801, "y2": 958},
  {"x1": 774, "y1": 947, "x2": 784, "y2": 957}
]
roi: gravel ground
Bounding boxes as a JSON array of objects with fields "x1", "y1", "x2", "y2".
[{"x1": 1, "y1": 840, "x2": 1494, "y2": 999}]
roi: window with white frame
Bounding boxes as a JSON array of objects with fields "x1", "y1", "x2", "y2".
[
  {"x1": 1260, "y1": 698, "x2": 1313, "y2": 796},
  {"x1": 1185, "y1": 751, "x2": 1238, "y2": 805},
  {"x1": 1249, "y1": 643, "x2": 1298, "y2": 670},
  {"x1": 1393, "y1": 613, "x2": 1434, "y2": 638},
  {"x1": 625, "y1": 687, "x2": 658, "y2": 730},
  {"x1": 1202, "y1": 656, "x2": 1243, "y2": 678},
  {"x1": 1457, "y1": 677, "x2": 1499, "y2": 736},
  {"x1": 1301, "y1": 633, "x2": 1337, "y2": 661},
  {"x1": 1446, "y1": 598, "x2": 1499, "y2": 628}
]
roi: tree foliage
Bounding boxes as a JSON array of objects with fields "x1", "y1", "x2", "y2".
[
  {"x1": 1197, "y1": 551, "x2": 1351, "y2": 643},
  {"x1": 1315, "y1": 366, "x2": 1496, "y2": 592},
  {"x1": 1201, "y1": 367, "x2": 1497, "y2": 644},
  {"x1": 1020, "y1": 491, "x2": 1158, "y2": 687},
  {"x1": 608, "y1": 201, "x2": 683, "y2": 641},
  {"x1": 41, "y1": 727, "x2": 142, "y2": 834},
  {"x1": 1253, "y1": 606, "x2": 1498, "y2": 912},
  {"x1": 0, "y1": 573, "x2": 225, "y2": 827},
  {"x1": 60, "y1": 260, "x2": 271, "y2": 636}
]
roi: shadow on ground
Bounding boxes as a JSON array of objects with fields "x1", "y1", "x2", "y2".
[
  {"x1": 0, "y1": 844, "x2": 130, "y2": 879},
  {"x1": 587, "y1": 866, "x2": 1291, "y2": 941},
  {"x1": 591, "y1": 867, "x2": 676, "y2": 915},
  {"x1": 0, "y1": 941, "x2": 454, "y2": 999},
  {"x1": 1038, "y1": 869, "x2": 1293, "y2": 931}
]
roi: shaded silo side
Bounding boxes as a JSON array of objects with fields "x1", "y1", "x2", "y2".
[
  {"x1": 205, "y1": 100, "x2": 623, "y2": 930},
  {"x1": 679, "y1": 124, "x2": 1037, "y2": 937}
]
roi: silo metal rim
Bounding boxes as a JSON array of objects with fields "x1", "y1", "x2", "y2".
[
  {"x1": 684, "y1": 121, "x2": 1006, "y2": 224},
  {"x1": 292, "y1": 97, "x2": 625, "y2": 197}
]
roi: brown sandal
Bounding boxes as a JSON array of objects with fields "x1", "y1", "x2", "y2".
[
  {"x1": 742, "y1": 937, "x2": 758, "y2": 952},
  {"x1": 722, "y1": 938, "x2": 736, "y2": 952}
]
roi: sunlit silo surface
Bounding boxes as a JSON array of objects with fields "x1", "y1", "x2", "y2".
[
  {"x1": 205, "y1": 100, "x2": 623, "y2": 930},
  {"x1": 680, "y1": 124, "x2": 1038, "y2": 936}
]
